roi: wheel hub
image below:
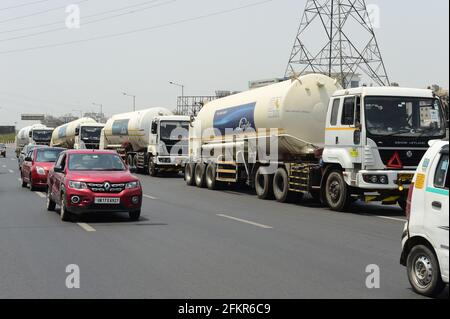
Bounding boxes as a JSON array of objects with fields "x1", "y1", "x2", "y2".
[
  {"x1": 414, "y1": 255, "x2": 433, "y2": 287},
  {"x1": 329, "y1": 180, "x2": 341, "y2": 201}
]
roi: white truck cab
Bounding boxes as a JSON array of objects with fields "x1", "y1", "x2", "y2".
[
  {"x1": 322, "y1": 87, "x2": 447, "y2": 211},
  {"x1": 400, "y1": 140, "x2": 449, "y2": 297}
]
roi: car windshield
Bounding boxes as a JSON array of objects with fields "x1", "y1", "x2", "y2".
[
  {"x1": 68, "y1": 153, "x2": 126, "y2": 171},
  {"x1": 364, "y1": 96, "x2": 446, "y2": 137},
  {"x1": 81, "y1": 127, "x2": 103, "y2": 141},
  {"x1": 33, "y1": 130, "x2": 52, "y2": 141},
  {"x1": 159, "y1": 121, "x2": 189, "y2": 140},
  {"x1": 36, "y1": 149, "x2": 63, "y2": 163}
]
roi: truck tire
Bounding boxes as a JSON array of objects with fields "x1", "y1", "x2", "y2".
[
  {"x1": 127, "y1": 154, "x2": 134, "y2": 169},
  {"x1": 255, "y1": 167, "x2": 273, "y2": 200},
  {"x1": 324, "y1": 170, "x2": 351, "y2": 212},
  {"x1": 129, "y1": 210, "x2": 141, "y2": 221},
  {"x1": 406, "y1": 245, "x2": 446, "y2": 297},
  {"x1": 46, "y1": 188, "x2": 56, "y2": 211},
  {"x1": 60, "y1": 194, "x2": 73, "y2": 222},
  {"x1": 273, "y1": 167, "x2": 293, "y2": 203},
  {"x1": 185, "y1": 163, "x2": 195, "y2": 186},
  {"x1": 194, "y1": 163, "x2": 206, "y2": 188},
  {"x1": 205, "y1": 163, "x2": 218, "y2": 190},
  {"x1": 148, "y1": 157, "x2": 158, "y2": 177}
]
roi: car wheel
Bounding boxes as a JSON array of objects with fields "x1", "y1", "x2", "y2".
[
  {"x1": 324, "y1": 170, "x2": 351, "y2": 212},
  {"x1": 60, "y1": 194, "x2": 72, "y2": 222},
  {"x1": 29, "y1": 174, "x2": 36, "y2": 191},
  {"x1": 129, "y1": 210, "x2": 141, "y2": 221},
  {"x1": 46, "y1": 188, "x2": 56, "y2": 211},
  {"x1": 406, "y1": 245, "x2": 446, "y2": 297},
  {"x1": 21, "y1": 174, "x2": 27, "y2": 188}
]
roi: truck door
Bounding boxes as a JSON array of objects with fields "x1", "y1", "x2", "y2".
[
  {"x1": 337, "y1": 96, "x2": 363, "y2": 163},
  {"x1": 425, "y1": 147, "x2": 449, "y2": 279}
]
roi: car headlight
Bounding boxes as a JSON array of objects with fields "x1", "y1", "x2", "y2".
[
  {"x1": 36, "y1": 166, "x2": 46, "y2": 175},
  {"x1": 125, "y1": 181, "x2": 140, "y2": 189},
  {"x1": 69, "y1": 181, "x2": 88, "y2": 189}
]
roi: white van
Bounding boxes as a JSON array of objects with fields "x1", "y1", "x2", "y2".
[{"x1": 400, "y1": 140, "x2": 449, "y2": 297}]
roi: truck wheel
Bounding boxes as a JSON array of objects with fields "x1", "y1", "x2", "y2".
[
  {"x1": 205, "y1": 163, "x2": 218, "y2": 190},
  {"x1": 127, "y1": 154, "x2": 134, "y2": 168},
  {"x1": 407, "y1": 245, "x2": 445, "y2": 297},
  {"x1": 185, "y1": 163, "x2": 195, "y2": 186},
  {"x1": 148, "y1": 158, "x2": 158, "y2": 177},
  {"x1": 194, "y1": 163, "x2": 206, "y2": 188},
  {"x1": 273, "y1": 167, "x2": 293, "y2": 203},
  {"x1": 324, "y1": 170, "x2": 351, "y2": 212},
  {"x1": 46, "y1": 188, "x2": 56, "y2": 211},
  {"x1": 129, "y1": 210, "x2": 141, "y2": 221},
  {"x1": 60, "y1": 194, "x2": 73, "y2": 222},
  {"x1": 255, "y1": 167, "x2": 273, "y2": 200}
]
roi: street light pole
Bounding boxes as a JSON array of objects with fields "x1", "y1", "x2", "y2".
[
  {"x1": 123, "y1": 92, "x2": 136, "y2": 112},
  {"x1": 92, "y1": 102, "x2": 103, "y2": 115},
  {"x1": 169, "y1": 81, "x2": 185, "y2": 99}
]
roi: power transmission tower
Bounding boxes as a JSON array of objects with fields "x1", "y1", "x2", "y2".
[{"x1": 285, "y1": 0, "x2": 390, "y2": 88}]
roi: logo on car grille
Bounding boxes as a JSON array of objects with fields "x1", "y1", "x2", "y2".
[{"x1": 104, "y1": 182, "x2": 111, "y2": 190}]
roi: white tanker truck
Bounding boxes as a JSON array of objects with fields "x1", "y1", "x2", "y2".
[
  {"x1": 100, "y1": 108, "x2": 190, "y2": 176},
  {"x1": 15, "y1": 124, "x2": 54, "y2": 157},
  {"x1": 185, "y1": 73, "x2": 447, "y2": 211},
  {"x1": 50, "y1": 118, "x2": 104, "y2": 150}
]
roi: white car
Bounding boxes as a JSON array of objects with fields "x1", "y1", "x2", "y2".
[{"x1": 401, "y1": 140, "x2": 449, "y2": 297}]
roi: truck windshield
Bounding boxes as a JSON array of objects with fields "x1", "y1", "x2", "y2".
[
  {"x1": 160, "y1": 121, "x2": 189, "y2": 141},
  {"x1": 68, "y1": 154, "x2": 126, "y2": 171},
  {"x1": 33, "y1": 130, "x2": 52, "y2": 141},
  {"x1": 36, "y1": 149, "x2": 63, "y2": 162},
  {"x1": 81, "y1": 127, "x2": 102, "y2": 141},
  {"x1": 364, "y1": 96, "x2": 446, "y2": 137}
]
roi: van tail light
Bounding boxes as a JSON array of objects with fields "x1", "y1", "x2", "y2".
[{"x1": 405, "y1": 183, "x2": 414, "y2": 220}]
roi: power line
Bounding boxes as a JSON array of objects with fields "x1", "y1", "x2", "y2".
[
  {"x1": 0, "y1": 0, "x2": 53, "y2": 12},
  {"x1": 0, "y1": 0, "x2": 90, "y2": 24},
  {"x1": 0, "y1": 0, "x2": 275, "y2": 55},
  {"x1": 0, "y1": 0, "x2": 177, "y2": 43},
  {"x1": 0, "y1": 0, "x2": 164, "y2": 34}
]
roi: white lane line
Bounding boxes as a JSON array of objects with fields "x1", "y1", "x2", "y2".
[
  {"x1": 77, "y1": 223, "x2": 96, "y2": 232},
  {"x1": 217, "y1": 214, "x2": 273, "y2": 229},
  {"x1": 2, "y1": 165, "x2": 6, "y2": 168},
  {"x1": 35, "y1": 192, "x2": 46, "y2": 198},
  {"x1": 143, "y1": 194, "x2": 158, "y2": 200},
  {"x1": 11, "y1": 158, "x2": 15, "y2": 161},
  {"x1": 376, "y1": 216, "x2": 406, "y2": 222},
  {"x1": 8, "y1": 169, "x2": 14, "y2": 173}
]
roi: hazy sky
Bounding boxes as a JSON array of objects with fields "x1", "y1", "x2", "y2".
[{"x1": 0, "y1": 0, "x2": 448, "y2": 127}]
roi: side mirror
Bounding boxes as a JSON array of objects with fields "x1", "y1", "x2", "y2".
[
  {"x1": 75, "y1": 127, "x2": 80, "y2": 136},
  {"x1": 53, "y1": 166, "x2": 64, "y2": 173},
  {"x1": 151, "y1": 121, "x2": 158, "y2": 134},
  {"x1": 25, "y1": 157, "x2": 32, "y2": 162},
  {"x1": 29, "y1": 132, "x2": 32, "y2": 138}
]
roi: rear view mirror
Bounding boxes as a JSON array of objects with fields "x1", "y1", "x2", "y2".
[
  {"x1": 53, "y1": 167, "x2": 64, "y2": 173},
  {"x1": 151, "y1": 121, "x2": 158, "y2": 135},
  {"x1": 75, "y1": 127, "x2": 80, "y2": 136}
]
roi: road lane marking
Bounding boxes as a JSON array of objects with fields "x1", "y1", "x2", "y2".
[
  {"x1": 375, "y1": 216, "x2": 406, "y2": 222},
  {"x1": 143, "y1": 194, "x2": 157, "y2": 200},
  {"x1": 2, "y1": 165, "x2": 6, "y2": 168},
  {"x1": 217, "y1": 214, "x2": 273, "y2": 229},
  {"x1": 8, "y1": 169, "x2": 14, "y2": 173},
  {"x1": 35, "y1": 192, "x2": 46, "y2": 198},
  {"x1": 77, "y1": 223, "x2": 96, "y2": 232}
]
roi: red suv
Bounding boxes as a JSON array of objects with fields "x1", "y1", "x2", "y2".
[
  {"x1": 46, "y1": 150, "x2": 143, "y2": 222},
  {"x1": 21, "y1": 147, "x2": 65, "y2": 191}
]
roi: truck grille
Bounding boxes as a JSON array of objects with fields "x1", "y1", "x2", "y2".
[
  {"x1": 87, "y1": 182, "x2": 125, "y2": 193},
  {"x1": 379, "y1": 149, "x2": 426, "y2": 169}
]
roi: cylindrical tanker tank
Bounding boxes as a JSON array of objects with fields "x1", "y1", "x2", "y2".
[
  {"x1": 192, "y1": 73, "x2": 341, "y2": 158},
  {"x1": 102, "y1": 107, "x2": 173, "y2": 152},
  {"x1": 51, "y1": 118, "x2": 98, "y2": 148}
]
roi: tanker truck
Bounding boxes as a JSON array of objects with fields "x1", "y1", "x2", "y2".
[
  {"x1": 100, "y1": 108, "x2": 190, "y2": 176},
  {"x1": 185, "y1": 73, "x2": 447, "y2": 211},
  {"x1": 50, "y1": 118, "x2": 105, "y2": 150},
  {"x1": 15, "y1": 124, "x2": 54, "y2": 157}
]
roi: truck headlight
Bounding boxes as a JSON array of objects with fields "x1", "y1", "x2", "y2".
[
  {"x1": 68, "y1": 181, "x2": 88, "y2": 189},
  {"x1": 36, "y1": 166, "x2": 46, "y2": 175},
  {"x1": 363, "y1": 174, "x2": 389, "y2": 185},
  {"x1": 126, "y1": 181, "x2": 140, "y2": 189}
]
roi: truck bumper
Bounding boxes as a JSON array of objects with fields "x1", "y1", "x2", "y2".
[
  {"x1": 156, "y1": 156, "x2": 188, "y2": 167},
  {"x1": 354, "y1": 170, "x2": 415, "y2": 191}
]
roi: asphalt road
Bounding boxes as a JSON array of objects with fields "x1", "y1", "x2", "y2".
[{"x1": 0, "y1": 145, "x2": 448, "y2": 299}]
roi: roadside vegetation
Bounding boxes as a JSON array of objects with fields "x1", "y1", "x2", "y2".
[{"x1": 0, "y1": 133, "x2": 15, "y2": 144}]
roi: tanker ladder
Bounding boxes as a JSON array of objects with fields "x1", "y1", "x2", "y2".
[{"x1": 216, "y1": 155, "x2": 238, "y2": 183}]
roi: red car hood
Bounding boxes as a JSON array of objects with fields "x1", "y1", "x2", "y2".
[{"x1": 67, "y1": 171, "x2": 137, "y2": 183}]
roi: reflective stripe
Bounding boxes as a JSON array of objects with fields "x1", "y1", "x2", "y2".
[{"x1": 426, "y1": 187, "x2": 449, "y2": 196}]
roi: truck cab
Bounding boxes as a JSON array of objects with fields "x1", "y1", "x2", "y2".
[
  {"x1": 146, "y1": 115, "x2": 190, "y2": 175},
  {"x1": 75, "y1": 123, "x2": 105, "y2": 149},
  {"x1": 30, "y1": 128, "x2": 53, "y2": 146},
  {"x1": 400, "y1": 140, "x2": 449, "y2": 297},
  {"x1": 322, "y1": 87, "x2": 447, "y2": 210}
]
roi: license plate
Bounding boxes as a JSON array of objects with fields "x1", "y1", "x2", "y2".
[{"x1": 94, "y1": 197, "x2": 120, "y2": 204}]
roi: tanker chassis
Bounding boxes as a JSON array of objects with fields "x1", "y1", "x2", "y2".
[
  {"x1": 100, "y1": 108, "x2": 190, "y2": 176},
  {"x1": 185, "y1": 74, "x2": 447, "y2": 211}
]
